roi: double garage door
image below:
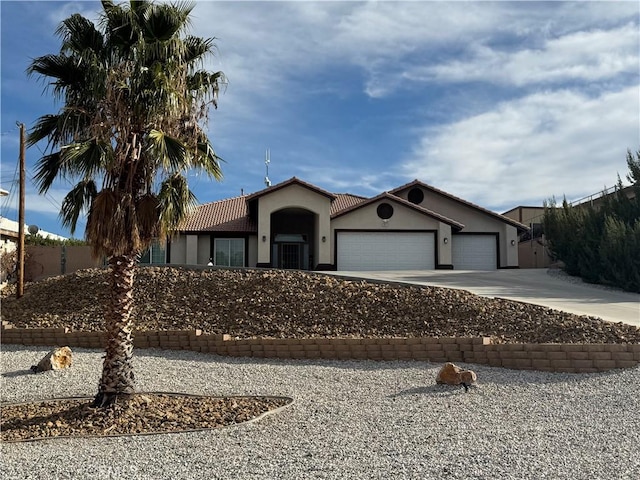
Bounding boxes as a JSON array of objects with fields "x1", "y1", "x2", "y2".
[
  {"x1": 337, "y1": 232, "x2": 435, "y2": 271},
  {"x1": 336, "y1": 231, "x2": 498, "y2": 271}
]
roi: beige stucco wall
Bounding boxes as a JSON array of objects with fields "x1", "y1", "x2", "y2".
[
  {"x1": 503, "y1": 206, "x2": 545, "y2": 226},
  {"x1": 248, "y1": 235, "x2": 258, "y2": 267},
  {"x1": 503, "y1": 224, "x2": 519, "y2": 267},
  {"x1": 394, "y1": 188, "x2": 521, "y2": 268},
  {"x1": 257, "y1": 184, "x2": 332, "y2": 266},
  {"x1": 23, "y1": 245, "x2": 103, "y2": 282},
  {"x1": 169, "y1": 235, "x2": 186, "y2": 264},
  {"x1": 330, "y1": 199, "x2": 454, "y2": 267},
  {"x1": 197, "y1": 235, "x2": 210, "y2": 265},
  {"x1": 185, "y1": 235, "x2": 198, "y2": 264}
]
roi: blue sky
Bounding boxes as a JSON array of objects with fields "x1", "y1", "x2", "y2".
[{"x1": 1, "y1": 1, "x2": 639, "y2": 237}]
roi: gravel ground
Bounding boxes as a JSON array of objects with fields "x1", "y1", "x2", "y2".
[{"x1": 2, "y1": 344, "x2": 639, "y2": 480}]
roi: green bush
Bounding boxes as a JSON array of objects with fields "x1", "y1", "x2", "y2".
[
  {"x1": 543, "y1": 149, "x2": 640, "y2": 293},
  {"x1": 25, "y1": 235, "x2": 87, "y2": 246}
]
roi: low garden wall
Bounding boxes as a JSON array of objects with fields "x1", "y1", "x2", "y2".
[{"x1": 2, "y1": 321, "x2": 639, "y2": 373}]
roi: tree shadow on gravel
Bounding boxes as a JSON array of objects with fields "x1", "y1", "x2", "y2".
[
  {"x1": 388, "y1": 385, "x2": 469, "y2": 398},
  {"x1": 2, "y1": 369, "x2": 35, "y2": 378}
]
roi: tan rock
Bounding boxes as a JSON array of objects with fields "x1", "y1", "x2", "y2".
[
  {"x1": 436, "y1": 362, "x2": 477, "y2": 391},
  {"x1": 31, "y1": 346, "x2": 73, "y2": 373}
]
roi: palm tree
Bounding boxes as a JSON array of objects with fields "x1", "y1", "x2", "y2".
[{"x1": 27, "y1": 0, "x2": 225, "y2": 407}]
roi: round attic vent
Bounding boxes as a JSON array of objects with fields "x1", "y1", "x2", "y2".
[
  {"x1": 407, "y1": 187, "x2": 424, "y2": 204},
  {"x1": 377, "y1": 203, "x2": 394, "y2": 220}
]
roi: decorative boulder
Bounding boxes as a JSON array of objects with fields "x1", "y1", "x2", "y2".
[
  {"x1": 436, "y1": 362, "x2": 477, "y2": 392},
  {"x1": 31, "y1": 346, "x2": 73, "y2": 373}
]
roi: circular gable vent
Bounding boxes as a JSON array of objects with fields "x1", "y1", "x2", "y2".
[
  {"x1": 408, "y1": 187, "x2": 424, "y2": 204},
  {"x1": 377, "y1": 203, "x2": 394, "y2": 220}
]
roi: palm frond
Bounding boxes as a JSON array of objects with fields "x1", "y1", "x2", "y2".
[
  {"x1": 135, "y1": 194, "x2": 161, "y2": 244},
  {"x1": 157, "y1": 173, "x2": 197, "y2": 232},
  {"x1": 184, "y1": 36, "x2": 215, "y2": 64},
  {"x1": 60, "y1": 179, "x2": 97, "y2": 234},
  {"x1": 27, "y1": 54, "x2": 86, "y2": 98},
  {"x1": 148, "y1": 129, "x2": 188, "y2": 171},
  {"x1": 57, "y1": 14, "x2": 104, "y2": 55},
  {"x1": 28, "y1": 109, "x2": 91, "y2": 149},
  {"x1": 60, "y1": 140, "x2": 113, "y2": 180},
  {"x1": 101, "y1": 0, "x2": 138, "y2": 52},
  {"x1": 194, "y1": 141, "x2": 223, "y2": 180},
  {"x1": 27, "y1": 115, "x2": 61, "y2": 147},
  {"x1": 142, "y1": 1, "x2": 192, "y2": 42},
  {"x1": 33, "y1": 152, "x2": 64, "y2": 194},
  {"x1": 86, "y1": 189, "x2": 140, "y2": 257}
]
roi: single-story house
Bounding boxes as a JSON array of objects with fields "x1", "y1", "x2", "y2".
[{"x1": 163, "y1": 177, "x2": 528, "y2": 271}]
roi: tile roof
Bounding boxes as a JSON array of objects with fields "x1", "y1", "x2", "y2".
[
  {"x1": 331, "y1": 193, "x2": 367, "y2": 215},
  {"x1": 180, "y1": 195, "x2": 257, "y2": 232}
]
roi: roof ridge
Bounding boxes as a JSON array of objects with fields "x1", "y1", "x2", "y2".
[{"x1": 196, "y1": 194, "x2": 249, "y2": 208}]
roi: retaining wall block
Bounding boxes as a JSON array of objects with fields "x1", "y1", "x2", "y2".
[
  {"x1": 611, "y1": 352, "x2": 634, "y2": 362},
  {"x1": 548, "y1": 359, "x2": 572, "y2": 369},
  {"x1": 567, "y1": 351, "x2": 590, "y2": 360},
  {"x1": 536, "y1": 344, "x2": 565, "y2": 352},
  {"x1": 546, "y1": 351, "x2": 568, "y2": 360},
  {"x1": 559, "y1": 344, "x2": 584, "y2": 352},
  {"x1": 615, "y1": 360, "x2": 639, "y2": 369},
  {"x1": 571, "y1": 360, "x2": 594, "y2": 370}
]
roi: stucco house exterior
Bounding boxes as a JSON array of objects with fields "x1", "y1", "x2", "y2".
[{"x1": 165, "y1": 177, "x2": 527, "y2": 271}]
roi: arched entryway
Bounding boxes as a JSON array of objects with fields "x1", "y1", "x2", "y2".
[{"x1": 270, "y1": 208, "x2": 316, "y2": 269}]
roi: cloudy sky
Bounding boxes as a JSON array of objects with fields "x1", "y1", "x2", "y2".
[{"x1": 1, "y1": 1, "x2": 638, "y2": 237}]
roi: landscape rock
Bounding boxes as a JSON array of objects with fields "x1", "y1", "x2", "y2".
[
  {"x1": 2, "y1": 267, "x2": 639, "y2": 344},
  {"x1": 31, "y1": 346, "x2": 73, "y2": 373},
  {"x1": 436, "y1": 362, "x2": 477, "y2": 391}
]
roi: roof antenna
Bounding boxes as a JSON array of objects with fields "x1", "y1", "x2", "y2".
[{"x1": 264, "y1": 149, "x2": 271, "y2": 187}]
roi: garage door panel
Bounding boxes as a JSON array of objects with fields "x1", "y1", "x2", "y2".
[
  {"x1": 337, "y1": 232, "x2": 435, "y2": 271},
  {"x1": 452, "y1": 235, "x2": 497, "y2": 270}
]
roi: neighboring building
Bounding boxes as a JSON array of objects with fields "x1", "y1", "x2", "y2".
[
  {"x1": 502, "y1": 206, "x2": 551, "y2": 269},
  {"x1": 503, "y1": 183, "x2": 638, "y2": 269},
  {"x1": 167, "y1": 177, "x2": 527, "y2": 271},
  {"x1": 0, "y1": 218, "x2": 67, "y2": 255}
]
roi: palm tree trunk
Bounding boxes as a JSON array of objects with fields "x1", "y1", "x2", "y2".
[{"x1": 93, "y1": 254, "x2": 137, "y2": 407}]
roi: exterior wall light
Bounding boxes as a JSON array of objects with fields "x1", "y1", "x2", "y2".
[
  {"x1": 262, "y1": 235, "x2": 267, "y2": 242},
  {"x1": 443, "y1": 237, "x2": 449, "y2": 244},
  {"x1": 511, "y1": 239, "x2": 516, "y2": 246},
  {"x1": 322, "y1": 236, "x2": 326, "y2": 243}
]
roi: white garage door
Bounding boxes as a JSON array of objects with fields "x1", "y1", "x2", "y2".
[
  {"x1": 337, "y1": 232, "x2": 435, "y2": 270},
  {"x1": 452, "y1": 234, "x2": 497, "y2": 270}
]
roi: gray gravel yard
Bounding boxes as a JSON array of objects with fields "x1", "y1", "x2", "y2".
[{"x1": 1, "y1": 345, "x2": 639, "y2": 480}]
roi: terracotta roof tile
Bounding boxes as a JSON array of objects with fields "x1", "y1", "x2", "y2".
[
  {"x1": 181, "y1": 196, "x2": 256, "y2": 232},
  {"x1": 331, "y1": 193, "x2": 367, "y2": 215}
]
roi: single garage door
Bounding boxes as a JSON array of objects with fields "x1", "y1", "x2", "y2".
[
  {"x1": 337, "y1": 232, "x2": 435, "y2": 270},
  {"x1": 452, "y1": 234, "x2": 497, "y2": 270}
]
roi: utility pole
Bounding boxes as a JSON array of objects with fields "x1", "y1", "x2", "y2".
[{"x1": 17, "y1": 123, "x2": 25, "y2": 299}]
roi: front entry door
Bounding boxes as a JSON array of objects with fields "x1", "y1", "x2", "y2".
[{"x1": 280, "y1": 243, "x2": 301, "y2": 269}]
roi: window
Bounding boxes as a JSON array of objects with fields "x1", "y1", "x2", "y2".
[
  {"x1": 376, "y1": 203, "x2": 394, "y2": 220},
  {"x1": 407, "y1": 187, "x2": 424, "y2": 204},
  {"x1": 139, "y1": 239, "x2": 165, "y2": 264},
  {"x1": 214, "y1": 238, "x2": 245, "y2": 267}
]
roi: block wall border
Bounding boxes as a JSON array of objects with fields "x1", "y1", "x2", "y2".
[{"x1": 2, "y1": 322, "x2": 638, "y2": 373}]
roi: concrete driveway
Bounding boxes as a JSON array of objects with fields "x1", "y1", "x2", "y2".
[{"x1": 324, "y1": 269, "x2": 640, "y2": 327}]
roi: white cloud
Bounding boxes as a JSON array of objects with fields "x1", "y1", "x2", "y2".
[
  {"x1": 405, "y1": 22, "x2": 639, "y2": 87},
  {"x1": 402, "y1": 85, "x2": 640, "y2": 210}
]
